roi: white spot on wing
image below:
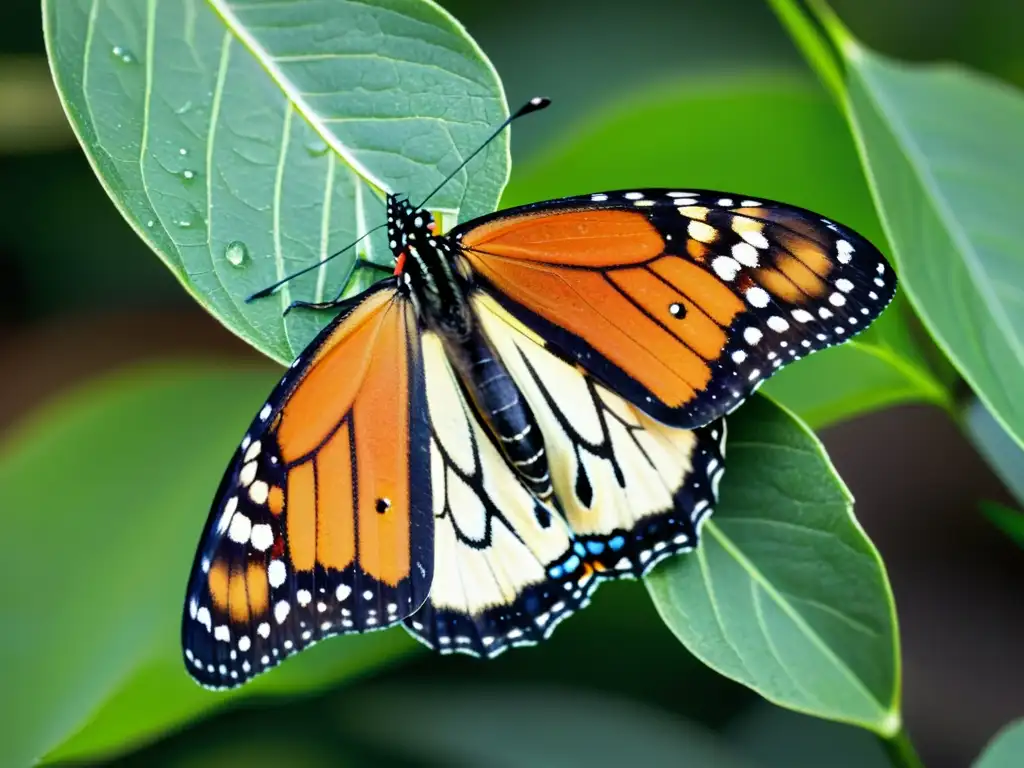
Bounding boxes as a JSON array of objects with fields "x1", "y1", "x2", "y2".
[
  {"x1": 250, "y1": 524, "x2": 274, "y2": 551},
  {"x1": 228, "y1": 512, "x2": 252, "y2": 544},
  {"x1": 274, "y1": 600, "x2": 290, "y2": 624},
  {"x1": 746, "y1": 286, "x2": 770, "y2": 308},
  {"x1": 244, "y1": 440, "x2": 261, "y2": 462},
  {"x1": 711, "y1": 256, "x2": 741, "y2": 281},
  {"x1": 249, "y1": 480, "x2": 269, "y2": 504},
  {"x1": 239, "y1": 461, "x2": 257, "y2": 487},
  {"x1": 268, "y1": 559, "x2": 286, "y2": 588},
  {"x1": 731, "y1": 242, "x2": 760, "y2": 267}
]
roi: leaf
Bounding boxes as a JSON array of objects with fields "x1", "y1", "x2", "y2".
[
  {"x1": 504, "y1": 74, "x2": 951, "y2": 429},
  {"x1": 43, "y1": 0, "x2": 508, "y2": 364},
  {"x1": 979, "y1": 501, "x2": 1024, "y2": 550},
  {"x1": 0, "y1": 364, "x2": 416, "y2": 767},
  {"x1": 335, "y1": 684, "x2": 756, "y2": 768},
  {"x1": 975, "y1": 719, "x2": 1024, "y2": 768},
  {"x1": 646, "y1": 396, "x2": 900, "y2": 736},
  {"x1": 811, "y1": 8, "x2": 1024, "y2": 450}
]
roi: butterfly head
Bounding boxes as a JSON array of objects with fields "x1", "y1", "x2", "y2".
[
  {"x1": 386, "y1": 194, "x2": 437, "y2": 263},
  {"x1": 385, "y1": 193, "x2": 470, "y2": 336}
]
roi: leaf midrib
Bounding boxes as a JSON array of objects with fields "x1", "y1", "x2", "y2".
[{"x1": 206, "y1": 0, "x2": 388, "y2": 196}]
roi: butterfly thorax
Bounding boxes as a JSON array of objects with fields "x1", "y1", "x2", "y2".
[
  {"x1": 386, "y1": 195, "x2": 553, "y2": 500},
  {"x1": 386, "y1": 195, "x2": 472, "y2": 339}
]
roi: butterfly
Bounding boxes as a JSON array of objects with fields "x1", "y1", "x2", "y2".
[{"x1": 181, "y1": 102, "x2": 896, "y2": 689}]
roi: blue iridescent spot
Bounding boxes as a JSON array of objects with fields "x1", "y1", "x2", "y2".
[
  {"x1": 573, "y1": 541, "x2": 587, "y2": 557},
  {"x1": 549, "y1": 564, "x2": 564, "y2": 579},
  {"x1": 609, "y1": 535, "x2": 626, "y2": 551},
  {"x1": 586, "y1": 540, "x2": 606, "y2": 555},
  {"x1": 564, "y1": 554, "x2": 581, "y2": 573}
]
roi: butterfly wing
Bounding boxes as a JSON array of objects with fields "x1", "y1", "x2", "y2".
[
  {"x1": 453, "y1": 189, "x2": 896, "y2": 428},
  {"x1": 403, "y1": 294, "x2": 726, "y2": 657},
  {"x1": 182, "y1": 280, "x2": 431, "y2": 688}
]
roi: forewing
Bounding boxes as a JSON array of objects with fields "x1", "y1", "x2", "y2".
[
  {"x1": 182, "y1": 282, "x2": 431, "y2": 689},
  {"x1": 455, "y1": 189, "x2": 896, "y2": 428}
]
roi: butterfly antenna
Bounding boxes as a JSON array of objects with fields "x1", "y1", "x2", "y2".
[
  {"x1": 247, "y1": 98, "x2": 549, "y2": 302},
  {"x1": 245, "y1": 223, "x2": 387, "y2": 302},
  {"x1": 416, "y1": 96, "x2": 551, "y2": 210}
]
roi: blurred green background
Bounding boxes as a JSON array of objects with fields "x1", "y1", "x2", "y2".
[{"x1": 2, "y1": 0, "x2": 1023, "y2": 766}]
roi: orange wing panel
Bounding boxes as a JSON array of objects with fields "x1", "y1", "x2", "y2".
[
  {"x1": 461, "y1": 209, "x2": 664, "y2": 267},
  {"x1": 353, "y1": 304, "x2": 413, "y2": 586},
  {"x1": 277, "y1": 290, "x2": 393, "y2": 463},
  {"x1": 466, "y1": 252, "x2": 709, "y2": 408},
  {"x1": 286, "y1": 461, "x2": 317, "y2": 572},
  {"x1": 607, "y1": 267, "x2": 727, "y2": 359},
  {"x1": 315, "y1": 421, "x2": 356, "y2": 571}
]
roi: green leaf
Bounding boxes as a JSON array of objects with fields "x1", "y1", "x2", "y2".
[
  {"x1": 335, "y1": 684, "x2": 755, "y2": 767},
  {"x1": 817, "y1": 16, "x2": 1024, "y2": 450},
  {"x1": 504, "y1": 74, "x2": 951, "y2": 429},
  {"x1": 43, "y1": 0, "x2": 508, "y2": 365},
  {"x1": 979, "y1": 501, "x2": 1024, "y2": 550},
  {"x1": 976, "y1": 719, "x2": 1024, "y2": 768},
  {"x1": 0, "y1": 364, "x2": 415, "y2": 766},
  {"x1": 646, "y1": 396, "x2": 900, "y2": 736}
]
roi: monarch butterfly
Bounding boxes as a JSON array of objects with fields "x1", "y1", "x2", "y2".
[{"x1": 182, "y1": 98, "x2": 896, "y2": 688}]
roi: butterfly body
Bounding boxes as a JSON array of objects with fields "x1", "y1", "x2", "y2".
[{"x1": 183, "y1": 187, "x2": 895, "y2": 688}]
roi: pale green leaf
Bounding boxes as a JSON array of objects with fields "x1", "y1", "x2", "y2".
[
  {"x1": 819, "y1": 15, "x2": 1024, "y2": 450},
  {"x1": 646, "y1": 396, "x2": 900, "y2": 735},
  {"x1": 44, "y1": 0, "x2": 508, "y2": 364},
  {"x1": 975, "y1": 719, "x2": 1024, "y2": 768}
]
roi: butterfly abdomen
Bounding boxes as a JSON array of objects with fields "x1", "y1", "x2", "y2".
[{"x1": 445, "y1": 324, "x2": 553, "y2": 499}]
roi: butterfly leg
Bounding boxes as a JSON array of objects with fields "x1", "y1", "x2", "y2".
[{"x1": 283, "y1": 259, "x2": 393, "y2": 315}]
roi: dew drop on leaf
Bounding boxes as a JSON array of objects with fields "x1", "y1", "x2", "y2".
[
  {"x1": 180, "y1": 169, "x2": 197, "y2": 182},
  {"x1": 305, "y1": 138, "x2": 329, "y2": 157},
  {"x1": 224, "y1": 240, "x2": 249, "y2": 267},
  {"x1": 178, "y1": 148, "x2": 189, "y2": 156},
  {"x1": 111, "y1": 45, "x2": 135, "y2": 64}
]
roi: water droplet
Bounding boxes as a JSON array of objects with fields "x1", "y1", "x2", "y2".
[
  {"x1": 175, "y1": 101, "x2": 193, "y2": 115},
  {"x1": 305, "y1": 138, "x2": 329, "y2": 157},
  {"x1": 180, "y1": 169, "x2": 197, "y2": 182},
  {"x1": 224, "y1": 240, "x2": 249, "y2": 267},
  {"x1": 111, "y1": 45, "x2": 135, "y2": 64},
  {"x1": 146, "y1": 219, "x2": 155, "y2": 228},
  {"x1": 178, "y1": 148, "x2": 189, "y2": 156},
  {"x1": 178, "y1": 219, "x2": 194, "y2": 229}
]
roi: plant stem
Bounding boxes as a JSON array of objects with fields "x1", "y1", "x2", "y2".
[{"x1": 879, "y1": 726, "x2": 925, "y2": 768}]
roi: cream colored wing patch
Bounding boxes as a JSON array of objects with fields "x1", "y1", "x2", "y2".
[
  {"x1": 405, "y1": 332, "x2": 597, "y2": 656},
  {"x1": 473, "y1": 291, "x2": 726, "y2": 578},
  {"x1": 403, "y1": 303, "x2": 728, "y2": 659}
]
